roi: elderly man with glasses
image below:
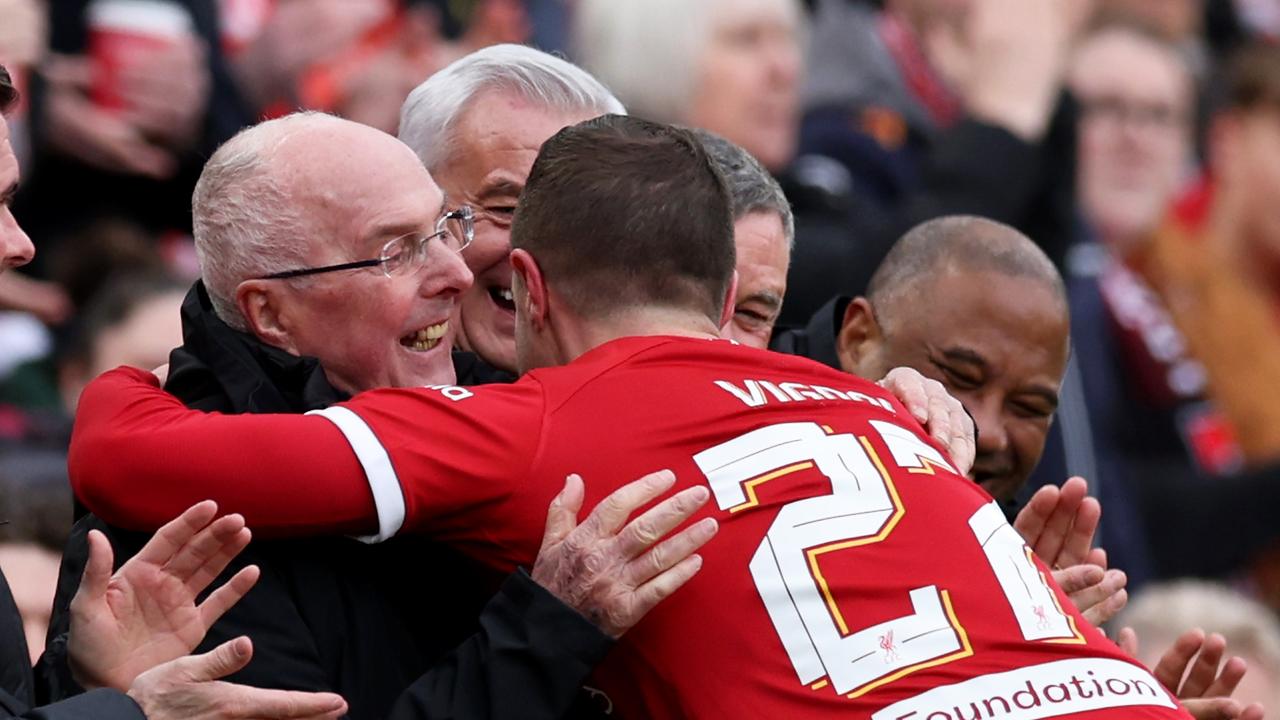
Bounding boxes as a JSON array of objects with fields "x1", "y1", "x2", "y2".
[{"x1": 42, "y1": 112, "x2": 715, "y2": 720}]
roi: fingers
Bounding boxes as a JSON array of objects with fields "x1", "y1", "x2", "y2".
[
  {"x1": 621, "y1": 554, "x2": 705, "y2": 635},
  {"x1": 1031, "y1": 478, "x2": 1087, "y2": 565},
  {"x1": 1117, "y1": 626, "x2": 1139, "y2": 657},
  {"x1": 1152, "y1": 628, "x2": 1207, "y2": 692},
  {"x1": 1051, "y1": 564, "x2": 1105, "y2": 595},
  {"x1": 1203, "y1": 656, "x2": 1249, "y2": 700},
  {"x1": 879, "y1": 367, "x2": 930, "y2": 425},
  {"x1": 947, "y1": 396, "x2": 976, "y2": 476},
  {"x1": 625, "y1": 517, "x2": 718, "y2": 587},
  {"x1": 164, "y1": 514, "x2": 250, "y2": 593},
  {"x1": 185, "y1": 636, "x2": 256, "y2": 682},
  {"x1": 224, "y1": 686, "x2": 348, "y2": 719},
  {"x1": 198, "y1": 565, "x2": 261, "y2": 632},
  {"x1": 134, "y1": 501, "x2": 220, "y2": 566},
  {"x1": 539, "y1": 475, "x2": 585, "y2": 553},
  {"x1": 1240, "y1": 702, "x2": 1266, "y2": 720},
  {"x1": 1081, "y1": 587, "x2": 1127, "y2": 627},
  {"x1": 579, "y1": 469, "x2": 677, "y2": 538},
  {"x1": 1058, "y1": 488, "x2": 1100, "y2": 568},
  {"x1": 1182, "y1": 633, "x2": 1229, "y2": 698},
  {"x1": 1181, "y1": 698, "x2": 1246, "y2": 720},
  {"x1": 1014, "y1": 484, "x2": 1060, "y2": 545},
  {"x1": 79, "y1": 529, "x2": 116, "y2": 603},
  {"x1": 613, "y1": 485, "x2": 711, "y2": 560}
]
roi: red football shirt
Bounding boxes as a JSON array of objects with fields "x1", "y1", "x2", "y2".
[{"x1": 71, "y1": 336, "x2": 1191, "y2": 719}]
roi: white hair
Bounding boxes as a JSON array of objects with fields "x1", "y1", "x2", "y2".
[
  {"x1": 192, "y1": 112, "x2": 336, "y2": 331},
  {"x1": 398, "y1": 44, "x2": 624, "y2": 172},
  {"x1": 572, "y1": 0, "x2": 803, "y2": 125}
]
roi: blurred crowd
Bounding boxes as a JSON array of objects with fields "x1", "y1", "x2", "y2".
[{"x1": 3, "y1": 0, "x2": 1280, "y2": 715}]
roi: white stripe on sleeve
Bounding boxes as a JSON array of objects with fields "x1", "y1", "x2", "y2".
[{"x1": 307, "y1": 406, "x2": 406, "y2": 543}]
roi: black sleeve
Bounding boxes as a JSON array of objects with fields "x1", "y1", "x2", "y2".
[
  {"x1": 2, "y1": 690, "x2": 145, "y2": 720},
  {"x1": 387, "y1": 570, "x2": 614, "y2": 720}
]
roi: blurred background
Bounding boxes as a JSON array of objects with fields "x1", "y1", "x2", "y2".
[{"x1": 1, "y1": 0, "x2": 1280, "y2": 706}]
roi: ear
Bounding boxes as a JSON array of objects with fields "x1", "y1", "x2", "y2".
[
  {"x1": 236, "y1": 279, "x2": 298, "y2": 353},
  {"x1": 510, "y1": 249, "x2": 549, "y2": 328},
  {"x1": 719, "y1": 271, "x2": 739, "y2": 330},
  {"x1": 835, "y1": 297, "x2": 882, "y2": 375}
]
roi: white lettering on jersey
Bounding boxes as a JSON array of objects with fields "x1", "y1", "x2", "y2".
[
  {"x1": 714, "y1": 379, "x2": 894, "y2": 412},
  {"x1": 424, "y1": 385, "x2": 474, "y2": 402}
]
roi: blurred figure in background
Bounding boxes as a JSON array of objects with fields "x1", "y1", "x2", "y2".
[
  {"x1": 0, "y1": 452, "x2": 71, "y2": 663},
  {"x1": 1120, "y1": 581, "x2": 1280, "y2": 714}
]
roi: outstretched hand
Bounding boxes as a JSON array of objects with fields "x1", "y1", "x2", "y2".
[
  {"x1": 1119, "y1": 629, "x2": 1265, "y2": 720},
  {"x1": 532, "y1": 470, "x2": 718, "y2": 637},
  {"x1": 70, "y1": 501, "x2": 260, "y2": 691}
]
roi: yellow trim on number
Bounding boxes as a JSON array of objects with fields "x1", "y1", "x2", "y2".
[
  {"x1": 727, "y1": 461, "x2": 816, "y2": 513},
  {"x1": 846, "y1": 590, "x2": 974, "y2": 699}
]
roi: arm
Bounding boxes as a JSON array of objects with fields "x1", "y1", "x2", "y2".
[{"x1": 69, "y1": 367, "x2": 376, "y2": 535}]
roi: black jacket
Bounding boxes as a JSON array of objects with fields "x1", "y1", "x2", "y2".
[
  {"x1": 1, "y1": 569, "x2": 143, "y2": 720},
  {"x1": 42, "y1": 282, "x2": 611, "y2": 720}
]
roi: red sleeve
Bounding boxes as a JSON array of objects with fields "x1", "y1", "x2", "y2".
[
  {"x1": 328, "y1": 380, "x2": 545, "y2": 546},
  {"x1": 69, "y1": 366, "x2": 378, "y2": 536}
]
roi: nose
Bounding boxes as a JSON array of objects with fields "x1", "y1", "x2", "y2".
[
  {"x1": 419, "y1": 240, "x2": 474, "y2": 298},
  {"x1": 0, "y1": 206, "x2": 34, "y2": 271},
  {"x1": 970, "y1": 396, "x2": 1009, "y2": 458},
  {"x1": 767, "y1": 32, "x2": 803, "y2": 88}
]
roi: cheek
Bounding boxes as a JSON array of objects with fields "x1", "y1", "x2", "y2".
[
  {"x1": 1007, "y1": 421, "x2": 1050, "y2": 471},
  {"x1": 464, "y1": 225, "x2": 513, "y2": 277}
]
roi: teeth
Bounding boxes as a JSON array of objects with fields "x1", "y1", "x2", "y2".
[
  {"x1": 497, "y1": 288, "x2": 513, "y2": 302},
  {"x1": 403, "y1": 321, "x2": 448, "y2": 352}
]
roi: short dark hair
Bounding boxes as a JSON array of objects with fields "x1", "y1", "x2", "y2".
[
  {"x1": 692, "y1": 128, "x2": 794, "y2": 248},
  {"x1": 0, "y1": 64, "x2": 16, "y2": 115},
  {"x1": 867, "y1": 215, "x2": 1067, "y2": 325},
  {"x1": 1224, "y1": 42, "x2": 1280, "y2": 113},
  {"x1": 511, "y1": 114, "x2": 735, "y2": 322}
]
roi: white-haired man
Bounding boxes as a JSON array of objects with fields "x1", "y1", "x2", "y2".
[{"x1": 43, "y1": 112, "x2": 718, "y2": 720}]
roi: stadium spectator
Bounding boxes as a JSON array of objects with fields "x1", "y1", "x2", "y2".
[
  {"x1": 43, "y1": 111, "x2": 714, "y2": 720},
  {"x1": 71, "y1": 114, "x2": 1198, "y2": 719},
  {"x1": 1, "y1": 56, "x2": 348, "y2": 720},
  {"x1": 694, "y1": 129, "x2": 794, "y2": 350},
  {"x1": 0, "y1": 450, "x2": 69, "y2": 663}
]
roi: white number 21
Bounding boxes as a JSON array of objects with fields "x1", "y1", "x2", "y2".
[{"x1": 692, "y1": 421, "x2": 1079, "y2": 698}]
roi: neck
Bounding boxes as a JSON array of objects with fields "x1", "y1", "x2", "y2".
[{"x1": 549, "y1": 307, "x2": 724, "y2": 366}]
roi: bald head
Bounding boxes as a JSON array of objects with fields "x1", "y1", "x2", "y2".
[
  {"x1": 193, "y1": 113, "x2": 434, "y2": 330},
  {"x1": 866, "y1": 216, "x2": 1067, "y2": 328}
]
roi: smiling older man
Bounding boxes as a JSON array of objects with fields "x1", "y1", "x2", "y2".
[{"x1": 42, "y1": 112, "x2": 717, "y2": 720}]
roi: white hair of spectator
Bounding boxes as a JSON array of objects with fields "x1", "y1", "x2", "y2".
[
  {"x1": 573, "y1": 0, "x2": 803, "y2": 125},
  {"x1": 398, "y1": 44, "x2": 624, "y2": 171},
  {"x1": 693, "y1": 128, "x2": 795, "y2": 249},
  {"x1": 1118, "y1": 580, "x2": 1280, "y2": 674},
  {"x1": 192, "y1": 112, "x2": 330, "y2": 331}
]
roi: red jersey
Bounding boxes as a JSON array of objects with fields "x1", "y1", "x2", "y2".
[{"x1": 71, "y1": 336, "x2": 1191, "y2": 720}]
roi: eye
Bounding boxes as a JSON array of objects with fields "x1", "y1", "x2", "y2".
[
  {"x1": 1010, "y1": 399, "x2": 1055, "y2": 420},
  {"x1": 935, "y1": 363, "x2": 980, "y2": 391},
  {"x1": 734, "y1": 307, "x2": 772, "y2": 330}
]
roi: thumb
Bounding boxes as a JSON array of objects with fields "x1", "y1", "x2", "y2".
[
  {"x1": 541, "y1": 474, "x2": 585, "y2": 548},
  {"x1": 185, "y1": 637, "x2": 254, "y2": 682},
  {"x1": 1117, "y1": 626, "x2": 1139, "y2": 658},
  {"x1": 79, "y1": 530, "x2": 115, "y2": 602}
]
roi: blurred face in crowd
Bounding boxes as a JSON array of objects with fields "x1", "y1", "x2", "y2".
[
  {"x1": 241, "y1": 124, "x2": 472, "y2": 393},
  {"x1": 726, "y1": 210, "x2": 789, "y2": 348},
  {"x1": 890, "y1": 0, "x2": 974, "y2": 35},
  {"x1": 1071, "y1": 29, "x2": 1192, "y2": 254},
  {"x1": 689, "y1": 0, "x2": 802, "y2": 172},
  {"x1": 836, "y1": 267, "x2": 1069, "y2": 502},
  {"x1": 0, "y1": 116, "x2": 35, "y2": 274},
  {"x1": 60, "y1": 289, "x2": 186, "y2": 414},
  {"x1": 431, "y1": 91, "x2": 599, "y2": 373},
  {"x1": 1214, "y1": 106, "x2": 1280, "y2": 270},
  {"x1": 0, "y1": 543, "x2": 59, "y2": 663}
]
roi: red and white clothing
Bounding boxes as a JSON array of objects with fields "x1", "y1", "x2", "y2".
[{"x1": 71, "y1": 336, "x2": 1192, "y2": 719}]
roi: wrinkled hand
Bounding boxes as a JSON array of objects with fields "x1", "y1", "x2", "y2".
[
  {"x1": 0, "y1": 272, "x2": 72, "y2": 324},
  {"x1": 43, "y1": 54, "x2": 176, "y2": 178},
  {"x1": 879, "y1": 367, "x2": 975, "y2": 475},
  {"x1": 127, "y1": 637, "x2": 347, "y2": 720},
  {"x1": 1118, "y1": 629, "x2": 1265, "y2": 720},
  {"x1": 532, "y1": 470, "x2": 718, "y2": 638},
  {"x1": 1014, "y1": 477, "x2": 1126, "y2": 624},
  {"x1": 70, "y1": 501, "x2": 259, "y2": 691}
]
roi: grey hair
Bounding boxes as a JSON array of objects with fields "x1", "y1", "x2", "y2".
[
  {"x1": 398, "y1": 43, "x2": 625, "y2": 171},
  {"x1": 192, "y1": 112, "x2": 333, "y2": 331},
  {"x1": 693, "y1": 128, "x2": 794, "y2": 248}
]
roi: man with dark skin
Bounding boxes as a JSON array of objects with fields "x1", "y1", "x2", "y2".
[{"x1": 775, "y1": 215, "x2": 1264, "y2": 720}]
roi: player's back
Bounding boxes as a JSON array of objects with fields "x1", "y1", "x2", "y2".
[{"x1": 512, "y1": 337, "x2": 1190, "y2": 719}]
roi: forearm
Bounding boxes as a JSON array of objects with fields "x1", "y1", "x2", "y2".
[
  {"x1": 69, "y1": 367, "x2": 377, "y2": 536},
  {"x1": 387, "y1": 571, "x2": 612, "y2": 720},
  {"x1": 7, "y1": 689, "x2": 145, "y2": 720}
]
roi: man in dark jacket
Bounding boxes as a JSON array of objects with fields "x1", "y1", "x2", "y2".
[{"x1": 43, "y1": 112, "x2": 711, "y2": 720}]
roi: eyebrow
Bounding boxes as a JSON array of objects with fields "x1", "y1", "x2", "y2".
[{"x1": 476, "y1": 178, "x2": 524, "y2": 201}]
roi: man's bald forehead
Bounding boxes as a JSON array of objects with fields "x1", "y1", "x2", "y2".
[{"x1": 866, "y1": 215, "x2": 1067, "y2": 324}]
